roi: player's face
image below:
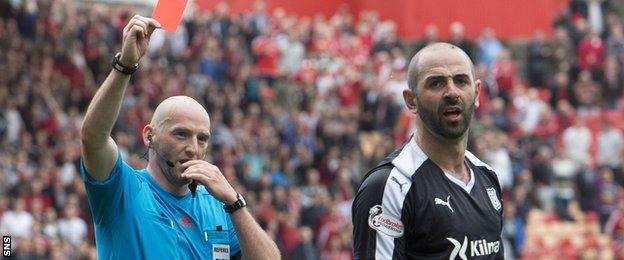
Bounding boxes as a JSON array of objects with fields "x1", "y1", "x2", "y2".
[
  {"x1": 413, "y1": 50, "x2": 480, "y2": 140},
  {"x1": 152, "y1": 108, "x2": 211, "y2": 186}
]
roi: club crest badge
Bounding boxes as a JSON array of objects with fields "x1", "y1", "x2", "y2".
[{"x1": 486, "y1": 187, "x2": 502, "y2": 211}]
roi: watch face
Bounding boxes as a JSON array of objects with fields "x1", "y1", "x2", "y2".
[{"x1": 224, "y1": 194, "x2": 246, "y2": 213}]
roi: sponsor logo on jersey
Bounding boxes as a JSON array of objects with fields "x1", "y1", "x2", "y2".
[
  {"x1": 486, "y1": 187, "x2": 502, "y2": 211},
  {"x1": 446, "y1": 236, "x2": 500, "y2": 259},
  {"x1": 434, "y1": 195, "x2": 454, "y2": 212},
  {"x1": 368, "y1": 205, "x2": 404, "y2": 238}
]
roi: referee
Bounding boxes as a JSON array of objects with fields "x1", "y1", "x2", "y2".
[
  {"x1": 80, "y1": 15, "x2": 279, "y2": 259},
  {"x1": 352, "y1": 43, "x2": 504, "y2": 259}
]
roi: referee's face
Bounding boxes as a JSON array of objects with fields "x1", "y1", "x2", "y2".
[
  {"x1": 147, "y1": 97, "x2": 212, "y2": 187},
  {"x1": 409, "y1": 49, "x2": 480, "y2": 140}
]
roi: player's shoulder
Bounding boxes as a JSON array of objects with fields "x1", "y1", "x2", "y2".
[
  {"x1": 465, "y1": 150, "x2": 492, "y2": 168},
  {"x1": 359, "y1": 137, "x2": 430, "y2": 190},
  {"x1": 359, "y1": 163, "x2": 394, "y2": 190},
  {"x1": 465, "y1": 150, "x2": 495, "y2": 172},
  {"x1": 465, "y1": 150, "x2": 500, "y2": 182}
]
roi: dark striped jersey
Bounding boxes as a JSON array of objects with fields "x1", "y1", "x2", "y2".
[{"x1": 352, "y1": 138, "x2": 504, "y2": 259}]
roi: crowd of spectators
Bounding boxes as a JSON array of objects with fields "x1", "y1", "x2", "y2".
[{"x1": 1, "y1": 0, "x2": 624, "y2": 259}]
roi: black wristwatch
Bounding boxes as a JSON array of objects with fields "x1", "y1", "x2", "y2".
[
  {"x1": 224, "y1": 194, "x2": 246, "y2": 213},
  {"x1": 111, "y1": 52, "x2": 139, "y2": 75}
]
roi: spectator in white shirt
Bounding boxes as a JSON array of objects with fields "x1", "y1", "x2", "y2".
[
  {"x1": 277, "y1": 30, "x2": 305, "y2": 74},
  {"x1": 562, "y1": 117, "x2": 593, "y2": 165},
  {"x1": 483, "y1": 131, "x2": 514, "y2": 191},
  {"x1": 0, "y1": 198, "x2": 34, "y2": 238},
  {"x1": 4, "y1": 99, "x2": 23, "y2": 145},
  {"x1": 597, "y1": 120, "x2": 623, "y2": 169},
  {"x1": 57, "y1": 203, "x2": 87, "y2": 246},
  {"x1": 42, "y1": 207, "x2": 59, "y2": 238}
]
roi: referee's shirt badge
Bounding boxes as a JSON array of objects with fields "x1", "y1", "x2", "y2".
[
  {"x1": 368, "y1": 205, "x2": 405, "y2": 238},
  {"x1": 486, "y1": 187, "x2": 502, "y2": 211},
  {"x1": 212, "y1": 244, "x2": 230, "y2": 260}
]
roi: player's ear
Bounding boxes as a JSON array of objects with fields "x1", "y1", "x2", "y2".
[
  {"x1": 403, "y1": 89, "x2": 418, "y2": 114},
  {"x1": 474, "y1": 79, "x2": 482, "y2": 108}
]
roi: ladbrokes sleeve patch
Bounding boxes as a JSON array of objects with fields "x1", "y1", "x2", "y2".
[{"x1": 368, "y1": 205, "x2": 404, "y2": 238}]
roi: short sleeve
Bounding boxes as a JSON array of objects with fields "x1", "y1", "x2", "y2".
[
  {"x1": 80, "y1": 152, "x2": 141, "y2": 225},
  {"x1": 352, "y1": 167, "x2": 393, "y2": 260},
  {"x1": 227, "y1": 215, "x2": 241, "y2": 257}
]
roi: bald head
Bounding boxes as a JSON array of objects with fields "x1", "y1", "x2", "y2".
[
  {"x1": 142, "y1": 96, "x2": 212, "y2": 191},
  {"x1": 407, "y1": 42, "x2": 475, "y2": 91},
  {"x1": 151, "y1": 96, "x2": 210, "y2": 130}
]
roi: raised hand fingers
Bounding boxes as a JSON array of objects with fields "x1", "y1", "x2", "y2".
[
  {"x1": 123, "y1": 15, "x2": 160, "y2": 38},
  {"x1": 123, "y1": 15, "x2": 141, "y2": 36},
  {"x1": 128, "y1": 18, "x2": 149, "y2": 38},
  {"x1": 144, "y1": 17, "x2": 162, "y2": 37},
  {"x1": 128, "y1": 25, "x2": 147, "y2": 41},
  {"x1": 133, "y1": 16, "x2": 161, "y2": 37}
]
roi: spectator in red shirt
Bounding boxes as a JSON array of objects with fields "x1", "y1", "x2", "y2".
[
  {"x1": 532, "y1": 107, "x2": 560, "y2": 140},
  {"x1": 22, "y1": 177, "x2": 53, "y2": 212},
  {"x1": 320, "y1": 233, "x2": 351, "y2": 260},
  {"x1": 279, "y1": 213, "x2": 302, "y2": 258},
  {"x1": 606, "y1": 198, "x2": 624, "y2": 241},
  {"x1": 252, "y1": 27, "x2": 281, "y2": 86},
  {"x1": 491, "y1": 49, "x2": 518, "y2": 98},
  {"x1": 578, "y1": 29, "x2": 605, "y2": 71}
]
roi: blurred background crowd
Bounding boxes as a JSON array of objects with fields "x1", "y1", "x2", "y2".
[{"x1": 1, "y1": 0, "x2": 624, "y2": 259}]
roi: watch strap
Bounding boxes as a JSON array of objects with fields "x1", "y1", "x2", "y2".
[
  {"x1": 111, "y1": 52, "x2": 138, "y2": 75},
  {"x1": 224, "y1": 194, "x2": 246, "y2": 213}
]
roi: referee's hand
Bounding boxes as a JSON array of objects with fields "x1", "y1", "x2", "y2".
[
  {"x1": 119, "y1": 15, "x2": 161, "y2": 66},
  {"x1": 181, "y1": 160, "x2": 238, "y2": 204}
]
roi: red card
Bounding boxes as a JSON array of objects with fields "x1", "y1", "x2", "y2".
[{"x1": 152, "y1": 0, "x2": 188, "y2": 31}]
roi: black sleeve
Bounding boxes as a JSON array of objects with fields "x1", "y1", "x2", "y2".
[{"x1": 352, "y1": 166, "x2": 392, "y2": 260}]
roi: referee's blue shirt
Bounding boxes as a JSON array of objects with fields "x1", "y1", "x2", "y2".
[{"x1": 80, "y1": 153, "x2": 241, "y2": 259}]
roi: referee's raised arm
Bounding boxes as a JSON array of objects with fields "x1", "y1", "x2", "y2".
[{"x1": 80, "y1": 15, "x2": 160, "y2": 181}]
